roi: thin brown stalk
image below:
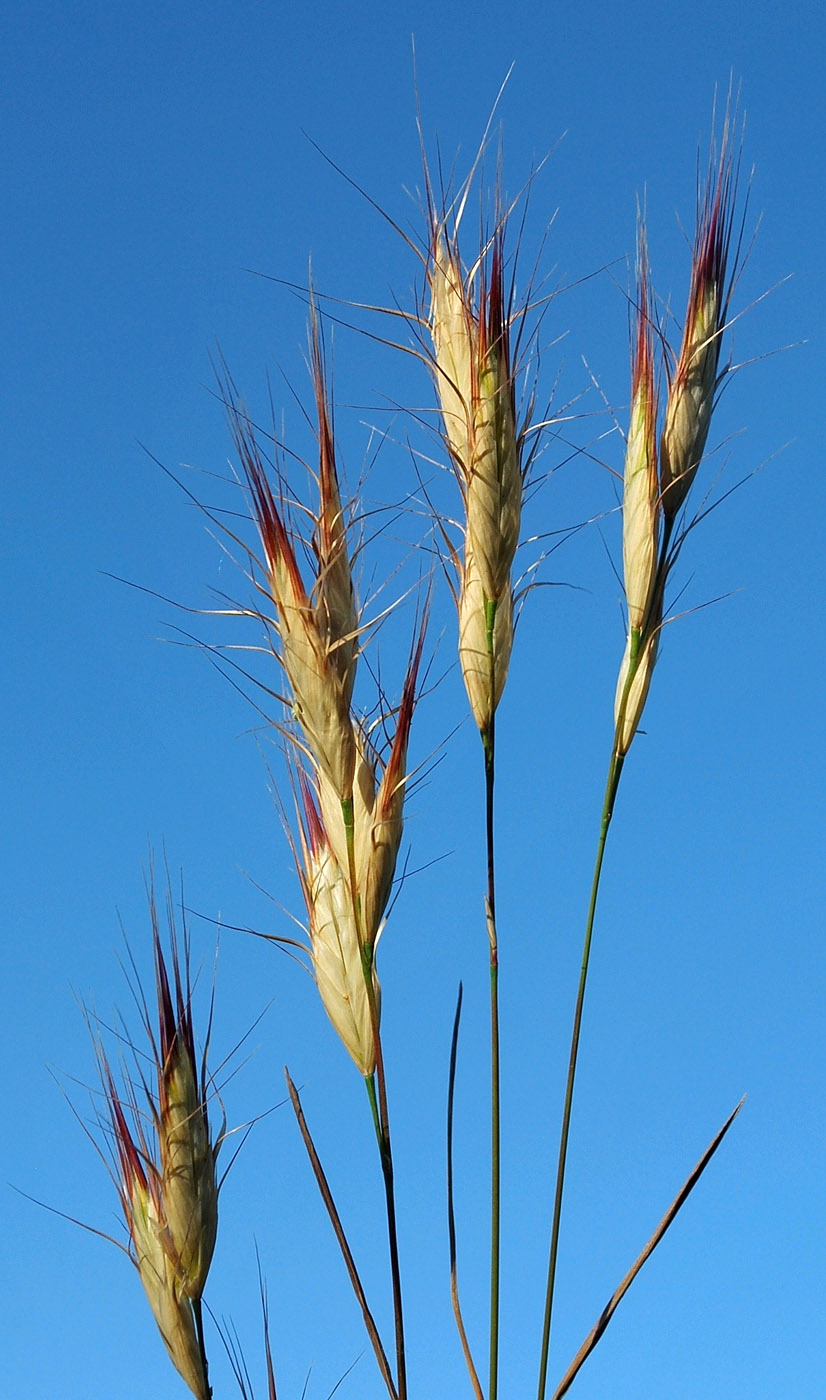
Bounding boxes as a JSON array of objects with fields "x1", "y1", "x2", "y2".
[
  {"x1": 550, "y1": 1098, "x2": 745, "y2": 1399},
  {"x1": 285, "y1": 1069, "x2": 399, "y2": 1400}
]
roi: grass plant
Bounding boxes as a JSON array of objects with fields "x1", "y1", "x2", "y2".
[{"x1": 63, "y1": 90, "x2": 765, "y2": 1400}]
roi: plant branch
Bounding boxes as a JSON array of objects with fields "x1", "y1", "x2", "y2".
[
  {"x1": 550, "y1": 1098, "x2": 745, "y2": 1399},
  {"x1": 285, "y1": 1069, "x2": 399, "y2": 1400}
]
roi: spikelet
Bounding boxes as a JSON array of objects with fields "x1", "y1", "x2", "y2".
[
  {"x1": 660, "y1": 121, "x2": 737, "y2": 524},
  {"x1": 93, "y1": 896, "x2": 220, "y2": 1399},
  {"x1": 621, "y1": 237, "x2": 659, "y2": 639},
  {"x1": 614, "y1": 586, "x2": 663, "y2": 757},
  {"x1": 153, "y1": 913, "x2": 219, "y2": 1301},
  {"x1": 428, "y1": 218, "x2": 522, "y2": 732},
  {"x1": 107, "y1": 1084, "x2": 211, "y2": 1400},
  {"x1": 296, "y1": 774, "x2": 378, "y2": 1076},
  {"x1": 458, "y1": 544, "x2": 514, "y2": 733},
  {"x1": 309, "y1": 314, "x2": 359, "y2": 703},
  {"x1": 614, "y1": 236, "x2": 662, "y2": 756},
  {"x1": 229, "y1": 324, "x2": 358, "y2": 803},
  {"x1": 354, "y1": 623, "x2": 425, "y2": 947}
]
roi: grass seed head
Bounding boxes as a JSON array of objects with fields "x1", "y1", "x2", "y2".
[
  {"x1": 429, "y1": 226, "x2": 522, "y2": 606},
  {"x1": 107, "y1": 1078, "x2": 211, "y2": 1400},
  {"x1": 428, "y1": 214, "x2": 523, "y2": 733}
]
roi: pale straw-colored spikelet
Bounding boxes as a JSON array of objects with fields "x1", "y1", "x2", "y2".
[
  {"x1": 614, "y1": 596, "x2": 662, "y2": 757},
  {"x1": 428, "y1": 219, "x2": 522, "y2": 731},
  {"x1": 354, "y1": 623, "x2": 425, "y2": 947},
  {"x1": 660, "y1": 123, "x2": 737, "y2": 524},
  {"x1": 621, "y1": 239, "x2": 659, "y2": 638},
  {"x1": 296, "y1": 774, "x2": 378, "y2": 1076},
  {"x1": 614, "y1": 236, "x2": 661, "y2": 756},
  {"x1": 458, "y1": 544, "x2": 514, "y2": 733},
  {"x1": 316, "y1": 737, "x2": 376, "y2": 879},
  {"x1": 315, "y1": 621, "x2": 424, "y2": 948}
]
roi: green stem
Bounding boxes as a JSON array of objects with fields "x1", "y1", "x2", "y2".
[
  {"x1": 482, "y1": 596, "x2": 501, "y2": 1400},
  {"x1": 343, "y1": 797, "x2": 408, "y2": 1400},
  {"x1": 536, "y1": 746, "x2": 625, "y2": 1400}
]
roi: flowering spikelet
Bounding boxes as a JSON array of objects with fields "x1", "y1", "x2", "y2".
[
  {"x1": 428, "y1": 218, "x2": 522, "y2": 732},
  {"x1": 153, "y1": 916, "x2": 219, "y2": 1301},
  {"x1": 354, "y1": 622, "x2": 425, "y2": 947},
  {"x1": 309, "y1": 314, "x2": 359, "y2": 703},
  {"x1": 293, "y1": 620, "x2": 425, "y2": 1069},
  {"x1": 458, "y1": 544, "x2": 514, "y2": 732},
  {"x1": 95, "y1": 900, "x2": 220, "y2": 1398},
  {"x1": 296, "y1": 773, "x2": 378, "y2": 1076},
  {"x1": 615, "y1": 238, "x2": 661, "y2": 755},
  {"x1": 229, "y1": 331, "x2": 357, "y2": 803},
  {"x1": 107, "y1": 1081, "x2": 211, "y2": 1400},
  {"x1": 660, "y1": 122, "x2": 738, "y2": 524},
  {"x1": 621, "y1": 238, "x2": 659, "y2": 638}
]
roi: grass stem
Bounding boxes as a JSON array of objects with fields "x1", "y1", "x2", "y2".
[
  {"x1": 536, "y1": 747, "x2": 625, "y2": 1400},
  {"x1": 482, "y1": 594, "x2": 501, "y2": 1400},
  {"x1": 343, "y1": 797, "x2": 408, "y2": 1400}
]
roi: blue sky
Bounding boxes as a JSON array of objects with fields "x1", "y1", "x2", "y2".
[{"x1": 2, "y1": 2, "x2": 823, "y2": 1398}]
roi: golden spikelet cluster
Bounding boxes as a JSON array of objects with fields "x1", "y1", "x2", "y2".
[
  {"x1": 616, "y1": 128, "x2": 740, "y2": 756},
  {"x1": 428, "y1": 218, "x2": 523, "y2": 735},
  {"x1": 101, "y1": 906, "x2": 220, "y2": 1400},
  {"x1": 229, "y1": 323, "x2": 423, "y2": 1075}
]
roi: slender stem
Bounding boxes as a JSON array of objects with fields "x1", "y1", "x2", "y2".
[
  {"x1": 536, "y1": 746, "x2": 625, "y2": 1400},
  {"x1": 483, "y1": 595, "x2": 501, "y2": 1400},
  {"x1": 192, "y1": 1295, "x2": 211, "y2": 1400},
  {"x1": 342, "y1": 797, "x2": 408, "y2": 1400},
  {"x1": 536, "y1": 516, "x2": 673, "y2": 1397},
  {"x1": 447, "y1": 984, "x2": 486, "y2": 1400}
]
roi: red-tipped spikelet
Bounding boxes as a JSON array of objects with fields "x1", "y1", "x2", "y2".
[
  {"x1": 228, "y1": 322, "x2": 358, "y2": 803},
  {"x1": 153, "y1": 920, "x2": 219, "y2": 1301},
  {"x1": 95, "y1": 900, "x2": 220, "y2": 1398},
  {"x1": 309, "y1": 313, "x2": 359, "y2": 704},
  {"x1": 106, "y1": 1075, "x2": 211, "y2": 1400},
  {"x1": 428, "y1": 216, "x2": 522, "y2": 733},
  {"x1": 660, "y1": 122, "x2": 738, "y2": 523}
]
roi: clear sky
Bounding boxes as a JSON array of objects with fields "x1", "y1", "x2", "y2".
[{"x1": 2, "y1": 2, "x2": 823, "y2": 1398}]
